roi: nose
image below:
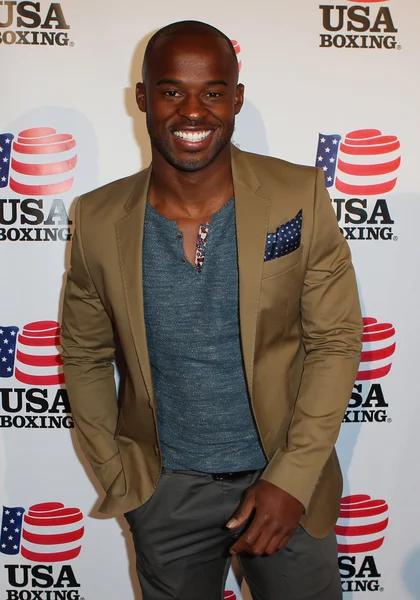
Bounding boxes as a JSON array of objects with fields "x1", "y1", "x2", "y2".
[{"x1": 178, "y1": 92, "x2": 207, "y2": 122}]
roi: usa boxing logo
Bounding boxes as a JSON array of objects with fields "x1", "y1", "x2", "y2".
[
  {"x1": 343, "y1": 317, "x2": 396, "y2": 424},
  {"x1": 315, "y1": 129, "x2": 400, "y2": 242},
  {"x1": 1, "y1": 502, "x2": 84, "y2": 600},
  {"x1": 319, "y1": 0, "x2": 399, "y2": 50},
  {"x1": 0, "y1": 320, "x2": 72, "y2": 430},
  {"x1": 0, "y1": 127, "x2": 76, "y2": 243},
  {"x1": 336, "y1": 495, "x2": 389, "y2": 593}
]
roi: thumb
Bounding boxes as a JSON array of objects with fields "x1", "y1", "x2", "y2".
[{"x1": 226, "y1": 491, "x2": 256, "y2": 529}]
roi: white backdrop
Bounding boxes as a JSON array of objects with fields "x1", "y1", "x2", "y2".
[{"x1": 1, "y1": 1, "x2": 420, "y2": 598}]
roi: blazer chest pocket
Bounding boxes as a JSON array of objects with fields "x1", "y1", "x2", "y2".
[{"x1": 262, "y1": 245, "x2": 303, "y2": 279}]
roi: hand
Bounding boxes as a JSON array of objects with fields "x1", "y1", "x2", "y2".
[{"x1": 226, "y1": 480, "x2": 304, "y2": 556}]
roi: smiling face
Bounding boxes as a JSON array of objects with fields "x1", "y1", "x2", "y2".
[{"x1": 137, "y1": 33, "x2": 244, "y2": 172}]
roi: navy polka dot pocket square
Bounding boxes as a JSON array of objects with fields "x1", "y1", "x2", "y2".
[{"x1": 264, "y1": 209, "x2": 303, "y2": 262}]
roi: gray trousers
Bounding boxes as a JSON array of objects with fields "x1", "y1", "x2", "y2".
[{"x1": 124, "y1": 469, "x2": 342, "y2": 600}]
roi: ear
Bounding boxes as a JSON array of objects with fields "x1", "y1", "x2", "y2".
[
  {"x1": 234, "y1": 83, "x2": 245, "y2": 115},
  {"x1": 136, "y1": 82, "x2": 146, "y2": 113}
]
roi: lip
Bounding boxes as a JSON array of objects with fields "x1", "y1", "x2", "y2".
[{"x1": 171, "y1": 126, "x2": 215, "y2": 131}]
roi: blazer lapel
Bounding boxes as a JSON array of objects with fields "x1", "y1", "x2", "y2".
[
  {"x1": 232, "y1": 145, "x2": 271, "y2": 399},
  {"x1": 115, "y1": 166, "x2": 155, "y2": 402}
]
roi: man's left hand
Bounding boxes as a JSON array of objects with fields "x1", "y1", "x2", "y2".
[{"x1": 226, "y1": 480, "x2": 304, "y2": 556}]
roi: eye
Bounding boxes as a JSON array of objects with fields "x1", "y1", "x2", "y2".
[
  {"x1": 164, "y1": 90, "x2": 181, "y2": 97},
  {"x1": 206, "y1": 92, "x2": 222, "y2": 98}
]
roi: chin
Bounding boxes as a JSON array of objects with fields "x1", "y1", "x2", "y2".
[
  {"x1": 171, "y1": 157, "x2": 211, "y2": 173},
  {"x1": 163, "y1": 147, "x2": 216, "y2": 172}
]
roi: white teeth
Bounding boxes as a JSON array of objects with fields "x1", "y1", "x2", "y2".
[{"x1": 173, "y1": 130, "x2": 211, "y2": 142}]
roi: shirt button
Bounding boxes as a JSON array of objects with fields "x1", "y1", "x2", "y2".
[
  {"x1": 181, "y1": 258, "x2": 187, "y2": 264},
  {"x1": 176, "y1": 233, "x2": 182, "y2": 239}
]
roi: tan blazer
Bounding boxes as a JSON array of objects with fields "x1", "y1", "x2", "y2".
[{"x1": 61, "y1": 145, "x2": 363, "y2": 539}]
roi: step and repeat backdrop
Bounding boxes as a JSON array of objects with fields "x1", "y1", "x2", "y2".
[{"x1": 1, "y1": 0, "x2": 419, "y2": 598}]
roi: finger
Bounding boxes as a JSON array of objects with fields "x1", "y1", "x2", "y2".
[
  {"x1": 243, "y1": 518, "x2": 284, "y2": 556},
  {"x1": 265, "y1": 532, "x2": 288, "y2": 556},
  {"x1": 276, "y1": 532, "x2": 292, "y2": 552},
  {"x1": 270, "y1": 524, "x2": 299, "y2": 554},
  {"x1": 248, "y1": 528, "x2": 278, "y2": 556},
  {"x1": 230, "y1": 514, "x2": 275, "y2": 555},
  {"x1": 226, "y1": 491, "x2": 256, "y2": 530},
  {"x1": 230, "y1": 531, "x2": 253, "y2": 555}
]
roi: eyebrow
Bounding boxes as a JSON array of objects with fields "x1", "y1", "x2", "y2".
[
  {"x1": 156, "y1": 78, "x2": 182, "y2": 86},
  {"x1": 205, "y1": 80, "x2": 228, "y2": 87},
  {"x1": 156, "y1": 78, "x2": 229, "y2": 87}
]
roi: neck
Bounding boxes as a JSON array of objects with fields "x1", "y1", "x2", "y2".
[{"x1": 148, "y1": 145, "x2": 234, "y2": 216}]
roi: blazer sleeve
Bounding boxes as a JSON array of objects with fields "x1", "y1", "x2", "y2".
[
  {"x1": 61, "y1": 196, "x2": 123, "y2": 493},
  {"x1": 261, "y1": 168, "x2": 363, "y2": 510}
]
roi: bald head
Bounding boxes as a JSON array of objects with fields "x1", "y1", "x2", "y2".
[{"x1": 142, "y1": 20, "x2": 238, "y2": 82}]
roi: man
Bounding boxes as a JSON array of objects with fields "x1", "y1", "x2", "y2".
[{"x1": 61, "y1": 20, "x2": 363, "y2": 600}]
